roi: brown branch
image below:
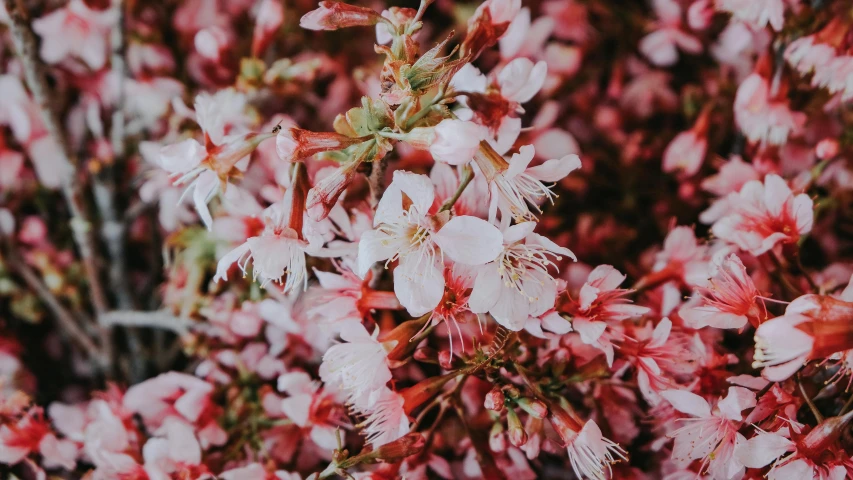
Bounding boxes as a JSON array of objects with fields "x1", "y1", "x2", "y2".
[
  {"x1": 6, "y1": 254, "x2": 103, "y2": 364},
  {"x1": 367, "y1": 158, "x2": 387, "y2": 208},
  {"x1": 3, "y1": 0, "x2": 110, "y2": 317}
]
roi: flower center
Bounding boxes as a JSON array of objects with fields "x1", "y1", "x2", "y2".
[{"x1": 497, "y1": 242, "x2": 561, "y2": 300}]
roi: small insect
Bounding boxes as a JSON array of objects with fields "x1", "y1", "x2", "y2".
[{"x1": 272, "y1": 121, "x2": 283, "y2": 134}]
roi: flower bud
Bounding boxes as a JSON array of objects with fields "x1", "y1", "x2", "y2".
[
  {"x1": 373, "y1": 432, "x2": 426, "y2": 462},
  {"x1": 399, "y1": 373, "x2": 455, "y2": 414},
  {"x1": 816, "y1": 139, "x2": 839, "y2": 160},
  {"x1": 306, "y1": 160, "x2": 362, "y2": 221},
  {"x1": 489, "y1": 422, "x2": 507, "y2": 452},
  {"x1": 798, "y1": 410, "x2": 853, "y2": 459},
  {"x1": 252, "y1": 0, "x2": 285, "y2": 57},
  {"x1": 517, "y1": 398, "x2": 548, "y2": 419},
  {"x1": 413, "y1": 347, "x2": 438, "y2": 363},
  {"x1": 195, "y1": 26, "x2": 232, "y2": 62},
  {"x1": 276, "y1": 127, "x2": 365, "y2": 163},
  {"x1": 438, "y1": 350, "x2": 460, "y2": 369},
  {"x1": 548, "y1": 402, "x2": 585, "y2": 444},
  {"x1": 300, "y1": 1, "x2": 383, "y2": 31},
  {"x1": 502, "y1": 385, "x2": 520, "y2": 399},
  {"x1": 788, "y1": 294, "x2": 853, "y2": 325},
  {"x1": 484, "y1": 387, "x2": 505, "y2": 412},
  {"x1": 506, "y1": 408, "x2": 527, "y2": 447},
  {"x1": 381, "y1": 314, "x2": 431, "y2": 362}
]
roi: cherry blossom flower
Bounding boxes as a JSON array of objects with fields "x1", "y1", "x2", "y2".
[
  {"x1": 450, "y1": 58, "x2": 547, "y2": 153},
  {"x1": 416, "y1": 119, "x2": 489, "y2": 166},
  {"x1": 0, "y1": 408, "x2": 77, "y2": 470},
  {"x1": 716, "y1": 0, "x2": 787, "y2": 32},
  {"x1": 123, "y1": 372, "x2": 223, "y2": 443},
  {"x1": 549, "y1": 407, "x2": 626, "y2": 480},
  {"x1": 639, "y1": 0, "x2": 702, "y2": 67},
  {"x1": 752, "y1": 313, "x2": 815, "y2": 381},
  {"x1": 737, "y1": 413, "x2": 853, "y2": 480},
  {"x1": 625, "y1": 318, "x2": 700, "y2": 405},
  {"x1": 662, "y1": 108, "x2": 710, "y2": 177},
  {"x1": 252, "y1": 0, "x2": 286, "y2": 57},
  {"x1": 31, "y1": 0, "x2": 116, "y2": 70},
  {"x1": 319, "y1": 322, "x2": 394, "y2": 405},
  {"x1": 303, "y1": 266, "x2": 402, "y2": 331},
  {"x1": 277, "y1": 371, "x2": 345, "y2": 450},
  {"x1": 564, "y1": 264, "x2": 650, "y2": 365},
  {"x1": 711, "y1": 174, "x2": 814, "y2": 256},
  {"x1": 754, "y1": 294, "x2": 853, "y2": 381},
  {"x1": 734, "y1": 73, "x2": 805, "y2": 146},
  {"x1": 141, "y1": 418, "x2": 204, "y2": 475},
  {"x1": 645, "y1": 226, "x2": 709, "y2": 290},
  {"x1": 469, "y1": 221, "x2": 576, "y2": 331},
  {"x1": 680, "y1": 254, "x2": 764, "y2": 329},
  {"x1": 0, "y1": 75, "x2": 41, "y2": 145},
  {"x1": 662, "y1": 387, "x2": 755, "y2": 480},
  {"x1": 356, "y1": 171, "x2": 504, "y2": 316},
  {"x1": 474, "y1": 144, "x2": 582, "y2": 223},
  {"x1": 214, "y1": 183, "x2": 310, "y2": 294},
  {"x1": 355, "y1": 386, "x2": 410, "y2": 447},
  {"x1": 699, "y1": 155, "x2": 761, "y2": 224},
  {"x1": 157, "y1": 90, "x2": 272, "y2": 229}
]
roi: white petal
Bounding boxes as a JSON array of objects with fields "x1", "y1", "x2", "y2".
[
  {"x1": 433, "y1": 216, "x2": 503, "y2": 265},
  {"x1": 660, "y1": 389, "x2": 711, "y2": 418}
]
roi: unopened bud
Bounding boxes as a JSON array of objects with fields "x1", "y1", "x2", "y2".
[
  {"x1": 413, "y1": 347, "x2": 438, "y2": 363},
  {"x1": 374, "y1": 433, "x2": 425, "y2": 462},
  {"x1": 506, "y1": 408, "x2": 527, "y2": 447},
  {"x1": 252, "y1": 0, "x2": 285, "y2": 57},
  {"x1": 399, "y1": 373, "x2": 455, "y2": 414},
  {"x1": 276, "y1": 127, "x2": 365, "y2": 163},
  {"x1": 438, "y1": 350, "x2": 459, "y2": 369},
  {"x1": 502, "y1": 385, "x2": 520, "y2": 399},
  {"x1": 382, "y1": 315, "x2": 432, "y2": 362},
  {"x1": 517, "y1": 398, "x2": 548, "y2": 419},
  {"x1": 799, "y1": 410, "x2": 853, "y2": 458},
  {"x1": 306, "y1": 160, "x2": 362, "y2": 221},
  {"x1": 195, "y1": 26, "x2": 231, "y2": 62},
  {"x1": 484, "y1": 387, "x2": 505, "y2": 412},
  {"x1": 300, "y1": 1, "x2": 383, "y2": 31},
  {"x1": 489, "y1": 422, "x2": 506, "y2": 452},
  {"x1": 816, "y1": 138, "x2": 839, "y2": 160}
]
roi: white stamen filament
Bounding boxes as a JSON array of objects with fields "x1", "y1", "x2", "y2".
[
  {"x1": 495, "y1": 171, "x2": 557, "y2": 221},
  {"x1": 567, "y1": 436, "x2": 627, "y2": 480},
  {"x1": 497, "y1": 242, "x2": 562, "y2": 301},
  {"x1": 376, "y1": 205, "x2": 439, "y2": 270}
]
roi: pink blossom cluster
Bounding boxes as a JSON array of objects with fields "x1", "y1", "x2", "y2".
[{"x1": 1, "y1": 0, "x2": 853, "y2": 479}]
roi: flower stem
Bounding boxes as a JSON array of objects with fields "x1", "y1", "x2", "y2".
[{"x1": 439, "y1": 163, "x2": 474, "y2": 212}]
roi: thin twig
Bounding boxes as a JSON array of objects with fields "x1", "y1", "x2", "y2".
[
  {"x1": 6, "y1": 254, "x2": 103, "y2": 363},
  {"x1": 3, "y1": 0, "x2": 110, "y2": 314},
  {"x1": 3, "y1": 0, "x2": 113, "y2": 371},
  {"x1": 93, "y1": 0, "x2": 145, "y2": 381},
  {"x1": 99, "y1": 310, "x2": 193, "y2": 336},
  {"x1": 367, "y1": 158, "x2": 387, "y2": 208},
  {"x1": 798, "y1": 373, "x2": 824, "y2": 422},
  {"x1": 439, "y1": 163, "x2": 473, "y2": 212},
  {"x1": 841, "y1": 393, "x2": 853, "y2": 415}
]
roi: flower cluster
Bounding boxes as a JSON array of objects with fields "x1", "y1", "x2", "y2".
[{"x1": 1, "y1": 0, "x2": 853, "y2": 479}]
